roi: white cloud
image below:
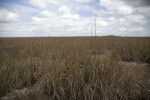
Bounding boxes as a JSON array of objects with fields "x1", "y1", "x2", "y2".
[
  {"x1": 30, "y1": 0, "x2": 60, "y2": 8},
  {"x1": 130, "y1": 27, "x2": 143, "y2": 32},
  {"x1": 58, "y1": 5, "x2": 70, "y2": 14},
  {"x1": 0, "y1": 9, "x2": 20, "y2": 23},
  {"x1": 126, "y1": 15, "x2": 147, "y2": 24},
  {"x1": 0, "y1": 0, "x2": 149, "y2": 37},
  {"x1": 61, "y1": 13, "x2": 80, "y2": 19},
  {"x1": 31, "y1": 7, "x2": 82, "y2": 29},
  {"x1": 106, "y1": 14, "x2": 147, "y2": 25},
  {"x1": 58, "y1": 5, "x2": 80, "y2": 19},
  {"x1": 136, "y1": 6, "x2": 150, "y2": 17},
  {"x1": 100, "y1": 0, "x2": 133, "y2": 15},
  {"x1": 120, "y1": 27, "x2": 127, "y2": 32},
  {"x1": 117, "y1": 6, "x2": 133, "y2": 16},
  {"x1": 31, "y1": 17, "x2": 44, "y2": 24},
  {"x1": 100, "y1": 0, "x2": 122, "y2": 10},
  {"x1": 29, "y1": 7, "x2": 92, "y2": 36},
  {"x1": 97, "y1": 18, "x2": 108, "y2": 26},
  {"x1": 74, "y1": 0, "x2": 94, "y2": 3},
  {"x1": 39, "y1": 10, "x2": 56, "y2": 17}
]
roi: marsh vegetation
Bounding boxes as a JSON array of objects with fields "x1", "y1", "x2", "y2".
[{"x1": 0, "y1": 36, "x2": 150, "y2": 100}]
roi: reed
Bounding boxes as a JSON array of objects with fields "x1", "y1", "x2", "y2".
[{"x1": 0, "y1": 36, "x2": 150, "y2": 100}]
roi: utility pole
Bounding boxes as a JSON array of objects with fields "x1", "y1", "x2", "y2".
[
  {"x1": 91, "y1": 19, "x2": 93, "y2": 36},
  {"x1": 95, "y1": 14, "x2": 97, "y2": 37},
  {"x1": 91, "y1": 26, "x2": 92, "y2": 36}
]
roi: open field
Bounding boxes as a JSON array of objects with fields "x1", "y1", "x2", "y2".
[{"x1": 0, "y1": 36, "x2": 150, "y2": 100}]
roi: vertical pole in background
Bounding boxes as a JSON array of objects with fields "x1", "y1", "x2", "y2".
[
  {"x1": 91, "y1": 27, "x2": 92, "y2": 36},
  {"x1": 91, "y1": 18, "x2": 93, "y2": 37},
  {"x1": 95, "y1": 14, "x2": 97, "y2": 37}
]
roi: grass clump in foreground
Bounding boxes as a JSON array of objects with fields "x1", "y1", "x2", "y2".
[{"x1": 0, "y1": 36, "x2": 150, "y2": 100}]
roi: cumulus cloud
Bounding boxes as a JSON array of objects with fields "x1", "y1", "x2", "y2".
[
  {"x1": 99, "y1": 0, "x2": 148, "y2": 25},
  {"x1": 0, "y1": 0, "x2": 149, "y2": 37},
  {"x1": 119, "y1": 27, "x2": 127, "y2": 32},
  {"x1": 108, "y1": 0, "x2": 149, "y2": 19},
  {"x1": 30, "y1": 5, "x2": 147, "y2": 37},
  {"x1": 58, "y1": 5, "x2": 80, "y2": 19},
  {"x1": 0, "y1": 9, "x2": 20, "y2": 23},
  {"x1": 120, "y1": 0, "x2": 150, "y2": 7},
  {"x1": 96, "y1": 18, "x2": 108, "y2": 26},
  {"x1": 117, "y1": 6, "x2": 133, "y2": 16},
  {"x1": 39, "y1": 10, "x2": 56, "y2": 17},
  {"x1": 30, "y1": 6, "x2": 83, "y2": 35},
  {"x1": 100, "y1": 0, "x2": 134, "y2": 15},
  {"x1": 74, "y1": 0, "x2": 95, "y2": 3},
  {"x1": 61, "y1": 13, "x2": 80, "y2": 19},
  {"x1": 32, "y1": 17, "x2": 44, "y2": 24},
  {"x1": 30, "y1": 0, "x2": 60, "y2": 8},
  {"x1": 105, "y1": 0, "x2": 150, "y2": 18},
  {"x1": 58, "y1": 5, "x2": 70, "y2": 14},
  {"x1": 100, "y1": 0, "x2": 124, "y2": 10},
  {"x1": 126, "y1": 15, "x2": 147, "y2": 24},
  {"x1": 137, "y1": 7, "x2": 150, "y2": 17}
]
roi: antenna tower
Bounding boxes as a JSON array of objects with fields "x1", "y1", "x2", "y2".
[{"x1": 95, "y1": 14, "x2": 97, "y2": 37}]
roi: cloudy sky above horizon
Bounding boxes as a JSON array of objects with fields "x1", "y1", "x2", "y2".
[{"x1": 0, "y1": 0, "x2": 150, "y2": 37}]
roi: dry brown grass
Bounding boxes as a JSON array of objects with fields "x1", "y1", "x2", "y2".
[{"x1": 0, "y1": 36, "x2": 150, "y2": 100}]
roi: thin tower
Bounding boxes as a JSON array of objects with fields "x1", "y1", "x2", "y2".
[
  {"x1": 95, "y1": 14, "x2": 97, "y2": 37},
  {"x1": 91, "y1": 26, "x2": 92, "y2": 36},
  {"x1": 91, "y1": 19, "x2": 93, "y2": 36}
]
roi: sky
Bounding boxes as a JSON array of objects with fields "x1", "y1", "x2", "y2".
[{"x1": 0, "y1": 0, "x2": 150, "y2": 37}]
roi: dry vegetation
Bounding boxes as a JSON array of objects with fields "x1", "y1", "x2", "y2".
[{"x1": 0, "y1": 36, "x2": 150, "y2": 100}]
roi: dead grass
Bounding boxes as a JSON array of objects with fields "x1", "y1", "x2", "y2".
[{"x1": 0, "y1": 36, "x2": 150, "y2": 100}]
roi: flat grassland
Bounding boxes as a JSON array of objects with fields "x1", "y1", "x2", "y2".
[{"x1": 0, "y1": 36, "x2": 150, "y2": 100}]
